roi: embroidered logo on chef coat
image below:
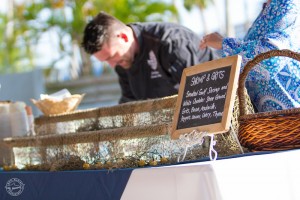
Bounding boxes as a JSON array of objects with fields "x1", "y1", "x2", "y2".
[
  {"x1": 147, "y1": 50, "x2": 162, "y2": 79},
  {"x1": 174, "y1": 83, "x2": 180, "y2": 90}
]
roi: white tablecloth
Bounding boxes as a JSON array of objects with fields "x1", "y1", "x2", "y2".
[{"x1": 122, "y1": 150, "x2": 300, "y2": 200}]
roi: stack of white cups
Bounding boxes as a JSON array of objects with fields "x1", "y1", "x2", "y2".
[
  {"x1": 9, "y1": 102, "x2": 30, "y2": 137},
  {"x1": 0, "y1": 103, "x2": 13, "y2": 166},
  {"x1": 0, "y1": 102, "x2": 35, "y2": 138},
  {"x1": 0, "y1": 103, "x2": 11, "y2": 138},
  {"x1": 0, "y1": 101, "x2": 35, "y2": 166}
]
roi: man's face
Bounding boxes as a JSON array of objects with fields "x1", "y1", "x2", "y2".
[{"x1": 93, "y1": 35, "x2": 133, "y2": 69}]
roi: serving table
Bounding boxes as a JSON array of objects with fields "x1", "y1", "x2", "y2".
[{"x1": 1, "y1": 149, "x2": 300, "y2": 200}]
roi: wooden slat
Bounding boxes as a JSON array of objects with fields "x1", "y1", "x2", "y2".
[
  {"x1": 35, "y1": 95, "x2": 177, "y2": 125},
  {"x1": 3, "y1": 123, "x2": 172, "y2": 147}
]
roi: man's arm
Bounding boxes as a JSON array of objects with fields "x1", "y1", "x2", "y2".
[{"x1": 159, "y1": 39, "x2": 216, "y2": 84}]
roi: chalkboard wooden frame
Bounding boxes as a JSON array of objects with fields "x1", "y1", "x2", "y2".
[{"x1": 171, "y1": 55, "x2": 241, "y2": 139}]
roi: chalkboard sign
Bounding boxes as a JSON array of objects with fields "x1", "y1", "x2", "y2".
[{"x1": 171, "y1": 55, "x2": 241, "y2": 139}]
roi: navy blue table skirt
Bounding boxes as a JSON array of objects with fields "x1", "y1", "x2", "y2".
[{"x1": 0, "y1": 169, "x2": 132, "y2": 200}]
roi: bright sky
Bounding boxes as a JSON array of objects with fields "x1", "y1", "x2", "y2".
[{"x1": 176, "y1": 0, "x2": 265, "y2": 36}]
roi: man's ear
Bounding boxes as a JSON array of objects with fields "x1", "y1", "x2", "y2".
[{"x1": 118, "y1": 33, "x2": 128, "y2": 42}]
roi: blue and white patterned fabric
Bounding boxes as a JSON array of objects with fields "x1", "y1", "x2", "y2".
[{"x1": 222, "y1": 0, "x2": 300, "y2": 112}]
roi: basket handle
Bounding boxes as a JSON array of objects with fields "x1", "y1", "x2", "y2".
[{"x1": 238, "y1": 49, "x2": 300, "y2": 116}]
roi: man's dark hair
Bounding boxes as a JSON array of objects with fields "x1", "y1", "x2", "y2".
[{"x1": 81, "y1": 12, "x2": 114, "y2": 54}]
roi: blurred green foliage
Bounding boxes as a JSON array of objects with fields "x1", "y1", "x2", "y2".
[
  {"x1": 184, "y1": 0, "x2": 213, "y2": 10},
  {"x1": 0, "y1": 0, "x2": 178, "y2": 75}
]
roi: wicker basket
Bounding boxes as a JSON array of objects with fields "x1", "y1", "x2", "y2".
[
  {"x1": 31, "y1": 94, "x2": 85, "y2": 116},
  {"x1": 238, "y1": 49, "x2": 300, "y2": 151}
]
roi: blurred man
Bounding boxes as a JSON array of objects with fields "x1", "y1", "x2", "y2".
[{"x1": 82, "y1": 11, "x2": 218, "y2": 103}]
